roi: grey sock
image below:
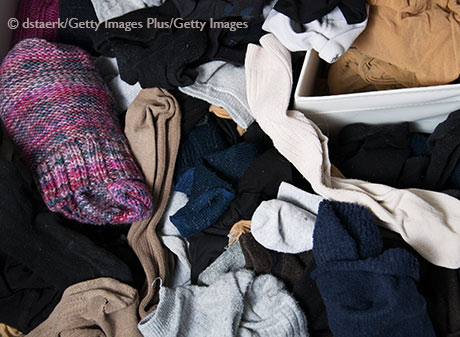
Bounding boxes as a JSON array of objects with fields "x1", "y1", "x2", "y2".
[
  {"x1": 277, "y1": 181, "x2": 324, "y2": 214},
  {"x1": 251, "y1": 199, "x2": 316, "y2": 254},
  {"x1": 179, "y1": 61, "x2": 254, "y2": 129},
  {"x1": 138, "y1": 270, "x2": 309, "y2": 337}
]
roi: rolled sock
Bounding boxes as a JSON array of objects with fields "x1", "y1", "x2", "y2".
[
  {"x1": 198, "y1": 242, "x2": 245, "y2": 285},
  {"x1": 311, "y1": 200, "x2": 436, "y2": 337},
  {"x1": 0, "y1": 38, "x2": 152, "y2": 225},
  {"x1": 90, "y1": 0, "x2": 166, "y2": 23},
  {"x1": 251, "y1": 199, "x2": 315, "y2": 254},
  {"x1": 179, "y1": 61, "x2": 254, "y2": 129},
  {"x1": 158, "y1": 191, "x2": 191, "y2": 288},
  {"x1": 245, "y1": 33, "x2": 460, "y2": 269},
  {"x1": 137, "y1": 270, "x2": 308, "y2": 337},
  {"x1": 262, "y1": 7, "x2": 368, "y2": 63},
  {"x1": 277, "y1": 181, "x2": 324, "y2": 214}
]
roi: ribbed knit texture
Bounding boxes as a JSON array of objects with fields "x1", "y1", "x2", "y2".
[
  {"x1": 124, "y1": 88, "x2": 181, "y2": 318},
  {"x1": 0, "y1": 38, "x2": 152, "y2": 225},
  {"x1": 12, "y1": 0, "x2": 59, "y2": 46},
  {"x1": 311, "y1": 200, "x2": 436, "y2": 337},
  {"x1": 244, "y1": 34, "x2": 460, "y2": 269}
]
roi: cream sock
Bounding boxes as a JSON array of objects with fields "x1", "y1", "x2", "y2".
[{"x1": 245, "y1": 34, "x2": 460, "y2": 269}]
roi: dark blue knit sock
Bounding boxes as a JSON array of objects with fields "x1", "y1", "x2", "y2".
[
  {"x1": 311, "y1": 200, "x2": 436, "y2": 337},
  {"x1": 171, "y1": 142, "x2": 258, "y2": 237}
]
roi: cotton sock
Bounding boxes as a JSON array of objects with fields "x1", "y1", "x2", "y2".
[
  {"x1": 138, "y1": 270, "x2": 308, "y2": 337},
  {"x1": 252, "y1": 200, "x2": 315, "y2": 254},
  {"x1": 197, "y1": 242, "x2": 245, "y2": 286},
  {"x1": 245, "y1": 33, "x2": 460, "y2": 269},
  {"x1": 158, "y1": 191, "x2": 191, "y2": 288},
  {"x1": 263, "y1": 7, "x2": 368, "y2": 63},
  {"x1": 179, "y1": 61, "x2": 254, "y2": 128},
  {"x1": 312, "y1": 200, "x2": 436, "y2": 337},
  {"x1": 125, "y1": 88, "x2": 181, "y2": 318},
  {"x1": 277, "y1": 181, "x2": 324, "y2": 214},
  {"x1": 27, "y1": 278, "x2": 141, "y2": 337}
]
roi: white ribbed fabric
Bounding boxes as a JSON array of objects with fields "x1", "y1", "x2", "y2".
[{"x1": 245, "y1": 34, "x2": 460, "y2": 269}]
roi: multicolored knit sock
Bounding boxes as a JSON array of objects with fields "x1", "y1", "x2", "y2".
[{"x1": 0, "y1": 38, "x2": 153, "y2": 225}]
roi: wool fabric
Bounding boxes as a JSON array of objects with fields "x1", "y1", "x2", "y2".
[
  {"x1": 245, "y1": 33, "x2": 460, "y2": 268},
  {"x1": 274, "y1": 0, "x2": 367, "y2": 24},
  {"x1": 239, "y1": 233, "x2": 331, "y2": 337},
  {"x1": 263, "y1": 7, "x2": 368, "y2": 63},
  {"x1": 13, "y1": 0, "x2": 59, "y2": 45},
  {"x1": 138, "y1": 270, "x2": 309, "y2": 337},
  {"x1": 26, "y1": 278, "x2": 141, "y2": 337},
  {"x1": 171, "y1": 142, "x2": 258, "y2": 237},
  {"x1": 312, "y1": 200, "x2": 436, "y2": 337},
  {"x1": 179, "y1": 61, "x2": 254, "y2": 129},
  {"x1": 124, "y1": 88, "x2": 181, "y2": 318},
  {"x1": 0, "y1": 38, "x2": 152, "y2": 225}
]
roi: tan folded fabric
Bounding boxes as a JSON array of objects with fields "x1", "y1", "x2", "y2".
[
  {"x1": 25, "y1": 278, "x2": 141, "y2": 337},
  {"x1": 0, "y1": 324, "x2": 23, "y2": 337},
  {"x1": 228, "y1": 220, "x2": 252, "y2": 246},
  {"x1": 209, "y1": 105, "x2": 247, "y2": 136},
  {"x1": 353, "y1": 0, "x2": 460, "y2": 86},
  {"x1": 328, "y1": 47, "x2": 420, "y2": 94},
  {"x1": 125, "y1": 88, "x2": 181, "y2": 318}
]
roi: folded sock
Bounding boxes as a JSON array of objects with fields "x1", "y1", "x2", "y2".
[
  {"x1": 263, "y1": 7, "x2": 368, "y2": 63},
  {"x1": 311, "y1": 200, "x2": 436, "y2": 337},
  {"x1": 251, "y1": 199, "x2": 315, "y2": 254},
  {"x1": 138, "y1": 270, "x2": 308, "y2": 337},
  {"x1": 179, "y1": 61, "x2": 254, "y2": 128},
  {"x1": 0, "y1": 38, "x2": 152, "y2": 225},
  {"x1": 171, "y1": 143, "x2": 259, "y2": 237}
]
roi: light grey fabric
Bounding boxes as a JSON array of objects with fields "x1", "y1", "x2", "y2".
[
  {"x1": 94, "y1": 57, "x2": 142, "y2": 112},
  {"x1": 251, "y1": 199, "x2": 316, "y2": 254},
  {"x1": 277, "y1": 181, "x2": 324, "y2": 214},
  {"x1": 90, "y1": 0, "x2": 166, "y2": 23},
  {"x1": 179, "y1": 61, "x2": 254, "y2": 129},
  {"x1": 138, "y1": 270, "x2": 309, "y2": 337},
  {"x1": 198, "y1": 241, "x2": 245, "y2": 286},
  {"x1": 158, "y1": 191, "x2": 191, "y2": 288}
]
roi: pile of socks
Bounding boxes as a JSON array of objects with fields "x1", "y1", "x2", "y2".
[{"x1": 0, "y1": 1, "x2": 459, "y2": 337}]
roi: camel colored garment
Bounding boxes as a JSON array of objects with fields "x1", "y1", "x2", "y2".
[
  {"x1": 245, "y1": 34, "x2": 460, "y2": 269},
  {"x1": 228, "y1": 220, "x2": 251, "y2": 246},
  {"x1": 125, "y1": 88, "x2": 181, "y2": 318},
  {"x1": 329, "y1": 47, "x2": 420, "y2": 94},
  {"x1": 209, "y1": 105, "x2": 246, "y2": 136},
  {"x1": 0, "y1": 324, "x2": 22, "y2": 337},
  {"x1": 353, "y1": 0, "x2": 460, "y2": 86},
  {"x1": 25, "y1": 278, "x2": 141, "y2": 337}
]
